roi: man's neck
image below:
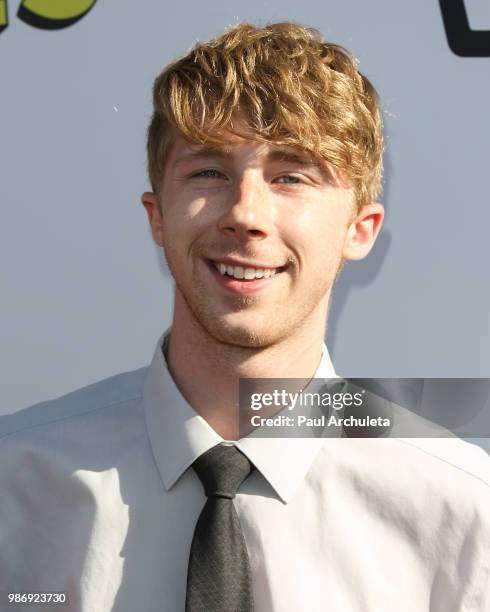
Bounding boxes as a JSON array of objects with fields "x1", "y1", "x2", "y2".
[{"x1": 165, "y1": 296, "x2": 329, "y2": 440}]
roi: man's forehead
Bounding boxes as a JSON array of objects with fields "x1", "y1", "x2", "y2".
[{"x1": 170, "y1": 133, "x2": 324, "y2": 167}]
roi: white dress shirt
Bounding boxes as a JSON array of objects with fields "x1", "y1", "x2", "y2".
[{"x1": 1, "y1": 329, "x2": 489, "y2": 611}]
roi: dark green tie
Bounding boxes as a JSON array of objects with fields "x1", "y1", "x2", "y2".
[{"x1": 185, "y1": 443, "x2": 255, "y2": 612}]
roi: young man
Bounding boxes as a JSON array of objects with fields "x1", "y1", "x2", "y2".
[{"x1": 1, "y1": 21, "x2": 489, "y2": 612}]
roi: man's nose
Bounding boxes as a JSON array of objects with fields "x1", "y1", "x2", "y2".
[{"x1": 217, "y1": 173, "x2": 274, "y2": 241}]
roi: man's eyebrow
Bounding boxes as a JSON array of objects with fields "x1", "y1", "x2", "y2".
[
  {"x1": 266, "y1": 149, "x2": 332, "y2": 180},
  {"x1": 173, "y1": 145, "x2": 231, "y2": 166},
  {"x1": 265, "y1": 149, "x2": 324, "y2": 168},
  {"x1": 173, "y1": 145, "x2": 325, "y2": 169}
]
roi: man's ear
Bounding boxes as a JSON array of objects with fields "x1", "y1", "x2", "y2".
[
  {"x1": 342, "y1": 202, "x2": 384, "y2": 261},
  {"x1": 141, "y1": 192, "x2": 164, "y2": 247}
]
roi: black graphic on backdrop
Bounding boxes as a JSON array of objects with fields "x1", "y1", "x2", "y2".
[{"x1": 440, "y1": 0, "x2": 490, "y2": 56}]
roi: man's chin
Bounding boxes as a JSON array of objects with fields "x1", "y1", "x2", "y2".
[
  {"x1": 203, "y1": 317, "x2": 283, "y2": 349},
  {"x1": 175, "y1": 285, "x2": 288, "y2": 348}
]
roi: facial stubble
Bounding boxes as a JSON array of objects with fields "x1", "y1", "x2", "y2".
[{"x1": 163, "y1": 243, "x2": 341, "y2": 350}]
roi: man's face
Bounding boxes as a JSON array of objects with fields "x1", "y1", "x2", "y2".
[{"x1": 143, "y1": 127, "x2": 381, "y2": 349}]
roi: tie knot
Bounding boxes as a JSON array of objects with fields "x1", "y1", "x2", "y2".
[{"x1": 192, "y1": 444, "x2": 254, "y2": 499}]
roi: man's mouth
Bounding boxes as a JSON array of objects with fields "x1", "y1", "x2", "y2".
[
  {"x1": 204, "y1": 258, "x2": 289, "y2": 295},
  {"x1": 209, "y1": 261, "x2": 288, "y2": 281}
]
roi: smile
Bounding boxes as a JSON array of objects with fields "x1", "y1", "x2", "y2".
[
  {"x1": 213, "y1": 262, "x2": 284, "y2": 280},
  {"x1": 205, "y1": 259, "x2": 288, "y2": 295}
]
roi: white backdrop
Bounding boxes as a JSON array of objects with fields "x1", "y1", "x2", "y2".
[{"x1": 1, "y1": 1, "x2": 489, "y2": 452}]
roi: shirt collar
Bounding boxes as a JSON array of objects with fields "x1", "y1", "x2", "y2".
[{"x1": 143, "y1": 327, "x2": 338, "y2": 504}]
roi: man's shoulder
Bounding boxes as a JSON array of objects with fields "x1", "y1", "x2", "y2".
[
  {"x1": 371, "y1": 437, "x2": 490, "y2": 523},
  {"x1": 321, "y1": 435, "x2": 490, "y2": 514},
  {"x1": 393, "y1": 436, "x2": 490, "y2": 490},
  {"x1": 0, "y1": 365, "x2": 149, "y2": 442},
  {"x1": 383, "y1": 398, "x2": 490, "y2": 491},
  {"x1": 397, "y1": 437, "x2": 490, "y2": 488}
]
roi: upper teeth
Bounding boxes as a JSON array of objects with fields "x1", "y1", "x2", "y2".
[{"x1": 214, "y1": 263, "x2": 278, "y2": 279}]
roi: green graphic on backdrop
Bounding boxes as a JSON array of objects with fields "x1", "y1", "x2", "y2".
[
  {"x1": 0, "y1": 0, "x2": 96, "y2": 33},
  {"x1": 0, "y1": 0, "x2": 8, "y2": 33}
]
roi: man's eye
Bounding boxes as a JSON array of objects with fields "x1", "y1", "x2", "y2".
[
  {"x1": 276, "y1": 175, "x2": 302, "y2": 184},
  {"x1": 193, "y1": 169, "x2": 224, "y2": 179}
]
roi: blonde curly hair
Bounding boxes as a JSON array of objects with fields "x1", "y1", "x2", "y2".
[{"x1": 147, "y1": 21, "x2": 384, "y2": 210}]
